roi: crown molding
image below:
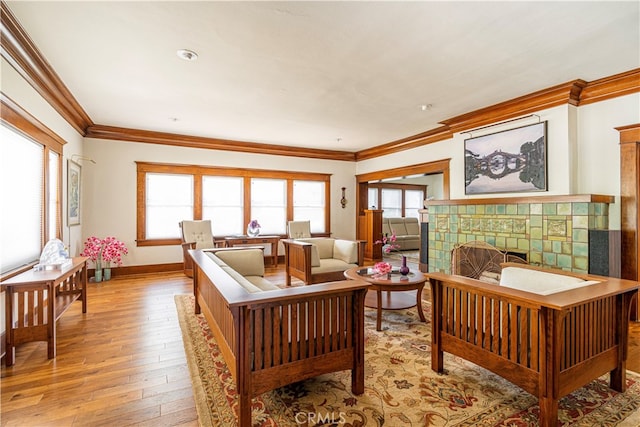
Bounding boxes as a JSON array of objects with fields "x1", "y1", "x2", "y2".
[
  {"x1": 0, "y1": 1, "x2": 92, "y2": 135},
  {"x1": 86, "y1": 124, "x2": 356, "y2": 162},
  {"x1": 579, "y1": 68, "x2": 640, "y2": 106},
  {"x1": 355, "y1": 126, "x2": 452, "y2": 161}
]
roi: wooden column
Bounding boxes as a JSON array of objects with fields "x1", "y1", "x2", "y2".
[
  {"x1": 617, "y1": 124, "x2": 640, "y2": 320},
  {"x1": 362, "y1": 209, "x2": 383, "y2": 261}
]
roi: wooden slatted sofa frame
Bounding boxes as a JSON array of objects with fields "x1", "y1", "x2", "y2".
[
  {"x1": 427, "y1": 262, "x2": 639, "y2": 427},
  {"x1": 189, "y1": 249, "x2": 369, "y2": 426}
]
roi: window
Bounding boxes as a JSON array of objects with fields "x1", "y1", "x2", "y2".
[
  {"x1": 251, "y1": 178, "x2": 287, "y2": 235},
  {"x1": 203, "y1": 176, "x2": 244, "y2": 236},
  {"x1": 136, "y1": 162, "x2": 330, "y2": 245},
  {"x1": 381, "y1": 189, "x2": 402, "y2": 218},
  {"x1": 368, "y1": 183, "x2": 426, "y2": 218},
  {"x1": 0, "y1": 103, "x2": 63, "y2": 277},
  {"x1": 404, "y1": 189, "x2": 424, "y2": 219},
  {"x1": 146, "y1": 173, "x2": 193, "y2": 239},
  {"x1": 293, "y1": 180, "x2": 325, "y2": 233}
]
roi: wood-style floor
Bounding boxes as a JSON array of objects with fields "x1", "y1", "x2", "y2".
[{"x1": 2, "y1": 266, "x2": 640, "y2": 426}]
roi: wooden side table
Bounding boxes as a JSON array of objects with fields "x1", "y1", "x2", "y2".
[
  {"x1": 2, "y1": 257, "x2": 88, "y2": 366},
  {"x1": 344, "y1": 266, "x2": 427, "y2": 331},
  {"x1": 224, "y1": 235, "x2": 280, "y2": 267}
]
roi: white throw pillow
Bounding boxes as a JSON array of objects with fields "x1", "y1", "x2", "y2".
[{"x1": 500, "y1": 266, "x2": 600, "y2": 295}]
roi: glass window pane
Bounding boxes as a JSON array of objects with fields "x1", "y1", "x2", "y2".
[
  {"x1": 251, "y1": 178, "x2": 286, "y2": 234},
  {"x1": 203, "y1": 176, "x2": 243, "y2": 235},
  {"x1": 48, "y1": 151, "x2": 59, "y2": 241},
  {"x1": 293, "y1": 180, "x2": 325, "y2": 233},
  {"x1": 381, "y1": 188, "x2": 402, "y2": 218},
  {"x1": 368, "y1": 188, "x2": 378, "y2": 209},
  {"x1": 405, "y1": 189, "x2": 424, "y2": 219},
  {"x1": 146, "y1": 173, "x2": 193, "y2": 238},
  {"x1": 0, "y1": 125, "x2": 43, "y2": 273}
]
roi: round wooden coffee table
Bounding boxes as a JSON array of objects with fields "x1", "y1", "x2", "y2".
[{"x1": 344, "y1": 267, "x2": 427, "y2": 331}]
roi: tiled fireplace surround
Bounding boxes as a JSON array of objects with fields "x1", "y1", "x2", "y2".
[{"x1": 427, "y1": 194, "x2": 614, "y2": 274}]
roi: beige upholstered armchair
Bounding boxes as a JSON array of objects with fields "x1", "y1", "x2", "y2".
[
  {"x1": 179, "y1": 220, "x2": 214, "y2": 277},
  {"x1": 287, "y1": 220, "x2": 312, "y2": 238}
]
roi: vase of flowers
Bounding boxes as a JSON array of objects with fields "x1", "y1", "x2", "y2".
[
  {"x1": 373, "y1": 261, "x2": 393, "y2": 279},
  {"x1": 375, "y1": 231, "x2": 400, "y2": 254},
  {"x1": 80, "y1": 236, "x2": 104, "y2": 282},
  {"x1": 247, "y1": 219, "x2": 261, "y2": 237},
  {"x1": 101, "y1": 236, "x2": 128, "y2": 280},
  {"x1": 80, "y1": 236, "x2": 128, "y2": 282}
]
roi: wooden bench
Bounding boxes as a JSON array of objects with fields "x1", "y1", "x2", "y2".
[
  {"x1": 2, "y1": 257, "x2": 88, "y2": 366},
  {"x1": 427, "y1": 263, "x2": 639, "y2": 427},
  {"x1": 189, "y1": 249, "x2": 369, "y2": 426}
]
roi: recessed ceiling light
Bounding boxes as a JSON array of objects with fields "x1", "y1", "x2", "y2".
[
  {"x1": 420, "y1": 104, "x2": 433, "y2": 111},
  {"x1": 177, "y1": 49, "x2": 198, "y2": 61}
]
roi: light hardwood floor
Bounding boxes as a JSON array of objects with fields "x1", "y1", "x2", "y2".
[{"x1": 2, "y1": 266, "x2": 639, "y2": 426}]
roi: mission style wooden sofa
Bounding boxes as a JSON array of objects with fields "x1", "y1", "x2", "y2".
[
  {"x1": 189, "y1": 248, "x2": 369, "y2": 426},
  {"x1": 426, "y1": 262, "x2": 639, "y2": 427}
]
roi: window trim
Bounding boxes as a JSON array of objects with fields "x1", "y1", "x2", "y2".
[
  {"x1": 136, "y1": 162, "x2": 331, "y2": 246},
  {"x1": 1, "y1": 93, "x2": 64, "y2": 278},
  {"x1": 368, "y1": 183, "x2": 427, "y2": 218}
]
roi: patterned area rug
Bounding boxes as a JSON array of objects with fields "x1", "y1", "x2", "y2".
[{"x1": 175, "y1": 295, "x2": 640, "y2": 426}]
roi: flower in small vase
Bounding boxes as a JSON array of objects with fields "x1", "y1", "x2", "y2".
[
  {"x1": 375, "y1": 230, "x2": 401, "y2": 253},
  {"x1": 247, "y1": 219, "x2": 261, "y2": 237},
  {"x1": 80, "y1": 236, "x2": 104, "y2": 268},
  {"x1": 373, "y1": 261, "x2": 392, "y2": 277},
  {"x1": 101, "y1": 236, "x2": 128, "y2": 268},
  {"x1": 248, "y1": 219, "x2": 261, "y2": 229}
]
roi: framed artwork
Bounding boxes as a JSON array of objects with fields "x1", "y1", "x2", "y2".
[
  {"x1": 464, "y1": 121, "x2": 548, "y2": 195},
  {"x1": 67, "y1": 159, "x2": 81, "y2": 226}
]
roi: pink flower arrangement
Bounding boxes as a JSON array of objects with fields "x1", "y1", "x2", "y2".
[
  {"x1": 102, "y1": 236, "x2": 128, "y2": 267},
  {"x1": 373, "y1": 261, "x2": 392, "y2": 277},
  {"x1": 80, "y1": 236, "x2": 128, "y2": 268},
  {"x1": 375, "y1": 231, "x2": 400, "y2": 253}
]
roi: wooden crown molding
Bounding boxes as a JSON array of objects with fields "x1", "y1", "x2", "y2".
[
  {"x1": 580, "y1": 68, "x2": 640, "y2": 106},
  {"x1": 355, "y1": 126, "x2": 452, "y2": 161},
  {"x1": 616, "y1": 123, "x2": 640, "y2": 144},
  {"x1": 86, "y1": 124, "x2": 356, "y2": 162},
  {"x1": 0, "y1": 1, "x2": 92, "y2": 135}
]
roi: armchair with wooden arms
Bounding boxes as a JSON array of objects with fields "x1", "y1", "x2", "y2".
[
  {"x1": 287, "y1": 220, "x2": 312, "y2": 238},
  {"x1": 179, "y1": 220, "x2": 214, "y2": 277}
]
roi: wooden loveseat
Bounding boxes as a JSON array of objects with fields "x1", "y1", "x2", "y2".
[
  {"x1": 427, "y1": 263, "x2": 639, "y2": 427},
  {"x1": 282, "y1": 238, "x2": 366, "y2": 285},
  {"x1": 189, "y1": 248, "x2": 369, "y2": 426}
]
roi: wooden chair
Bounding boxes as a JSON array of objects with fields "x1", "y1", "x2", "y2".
[{"x1": 179, "y1": 220, "x2": 214, "y2": 277}]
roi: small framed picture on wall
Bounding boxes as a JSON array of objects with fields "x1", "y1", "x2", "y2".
[{"x1": 67, "y1": 159, "x2": 81, "y2": 226}]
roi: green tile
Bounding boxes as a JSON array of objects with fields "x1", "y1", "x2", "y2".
[
  {"x1": 506, "y1": 204, "x2": 517, "y2": 215},
  {"x1": 495, "y1": 236, "x2": 506, "y2": 247},
  {"x1": 573, "y1": 215, "x2": 588, "y2": 229},
  {"x1": 467, "y1": 205, "x2": 476, "y2": 214},
  {"x1": 573, "y1": 228, "x2": 588, "y2": 243},
  {"x1": 552, "y1": 241, "x2": 562, "y2": 253},
  {"x1": 543, "y1": 241, "x2": 553, "y2": 252},
  {"x1": 517, "y1": 204, "x2": 530, "y2": 215},
  {"x1": 572, "y1": 242, "x2": 589, "y2": 257},
  {"x1": 530, "y1": 215, "x2": 542, "y2": 227},
  {"x1": 530, "y1": 251, "x2": 542, "y2": 265},
  {"x1": 543, "y1": 252, "x2": 557, "y2": 266},
  {"x1": 506, "y1": 237, "x2": 518, "y2": 248},
  {"x1": 543, "y1": 203, "x2": 557, "y2": 215},
  {"x1": 531, "y1": 239, "x2": 543, "y2": 252},
  {"x1": 530, "y1": 203, "x2": 543, "y2": 215},
  {"x1": 476, "y1": 205, "x2": 485, "y2": 214},
  {"x1": 486, "y1": 236, "x2": 496, "y2": 246},
  {"x1": 458, "y1": 205, "x2": 467, "y2": 214},
  {"x1": 517, "y1": 239, "x2": 530, "y2": 251},
  {"x1": 557, "y1": 203, "x2": 571, "y2": 215},
  {"x1": 561, "y1": 242, "x2": 572, "y2": 254},
  {"x1": 530, "y1": 226, "x2": 543, "y2": 239},
  {"x1": 572, "y1": 203, "x2": 589, "y2": 215},
  {"x1": 496, "y1": 204, "x2": 506, "y2": 214},
  {"x1": 573, "y1": 256, "x2": 588, "y2": 272},
  {"x1": 486, "y1": 205, "x2": 495, "y2": 214},
  {"x1": 557, "y1": 254, "x2": 572, "y2": 268}
]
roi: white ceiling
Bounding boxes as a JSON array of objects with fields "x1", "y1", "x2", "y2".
[{"x1": 5, "y1": 1, "x2": 639, "y2": 152}]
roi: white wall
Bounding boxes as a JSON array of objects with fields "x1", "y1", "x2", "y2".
[
  {"x1": 82, "y1": 138, "x2": 357, "y2": 266},
  {"x1": 1, "y1": 57, "x2": 86, "y2": 256}
]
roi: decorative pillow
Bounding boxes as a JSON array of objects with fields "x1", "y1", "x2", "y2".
[
  {"x1": 499, "y1": 266, "x2": 600, "y2": 295},
  {"x1": 215, "y1": 249, "x2": 265, "y2": 277}
]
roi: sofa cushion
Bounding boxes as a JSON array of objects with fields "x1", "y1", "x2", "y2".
[
  {"x1": 298, "y1": 238, "x2": 335, "y2": 259},
  {"x1": 333, "y1": 239, "x2": 358, "y2": 264},
  {"x1": 388, "y1": 218, "x2": 409, "y2": 236},
  {"x1": 310, "y1": 245, "x2": 321, "y2": 267},
  {"x1": 246, "y1": 275, "x2": 280, "y2": 291},
  {"x1": 215, "y1": 249, "x2": 265, "y2": 277},
  {"x1": 312, "y1": 258, "x2": 355, "y2": 274},
  {"x1": 220, "y1": 266, "x2": 263, "y2": 293},
  {"x1": 404, "y1": 218, "x2": 420, "y2": 235},
  {"x1": 500, "y1": 266, "x2": 600, "y2": 295}
]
